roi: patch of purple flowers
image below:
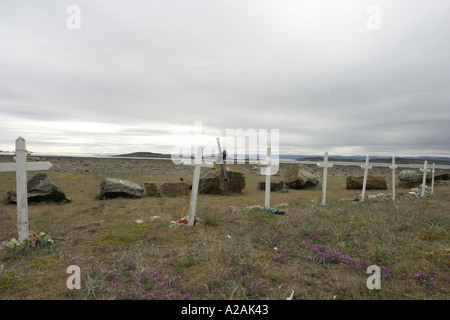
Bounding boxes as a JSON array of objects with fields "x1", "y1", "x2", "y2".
[{"x1": 310, "y1": 243, "x2": 366, "y2": 269}]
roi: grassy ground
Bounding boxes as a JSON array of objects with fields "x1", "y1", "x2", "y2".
[{"x1": 0, "y1": 170, "x2": 448, "y2": 300}]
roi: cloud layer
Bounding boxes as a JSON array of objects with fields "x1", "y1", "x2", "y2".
[{"x1": 1, "y1": 0, "x2": 449, "y2": 156}]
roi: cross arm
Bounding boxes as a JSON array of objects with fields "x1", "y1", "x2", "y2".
[{"x1": 0, "y1": 163, "x2": 16, "y2": 172}]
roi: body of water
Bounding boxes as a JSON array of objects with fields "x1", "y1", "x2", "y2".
[{"x1": 2, "y1": 152, "x2": 450, "y2": 170}]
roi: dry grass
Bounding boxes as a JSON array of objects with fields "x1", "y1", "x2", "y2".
[{"x1": 0, "y1": 168, "x2": 449, "y2": 300}]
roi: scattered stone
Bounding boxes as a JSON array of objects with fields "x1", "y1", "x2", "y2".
[
  {"x1": 135, "y1": 219, "x2": 144, "y2": 224},
  {"x1": 274, "y1": 203, "x2": 289, "y2": 208},
  {"x1": 170, "y1": 216, "x2": 202, "y2": 227},
  {"x1": 198, "y1": 163, "x2": 245, "y2": 194},
  {"x1": 7, "y1": 173, "x2": 71, "y2": 204},
  {"x1": 257, "y1": 180, "x2": 284, "y2": 191},
  {"x1": 284, "y1": 164, "x2": 320, "y2": 189},
  {"x1": 366, "y1": 193, "x2": 390, "y2": 200},
  {"x1": 149, "y1": 216, "x2": 161, "y2": 222},
  {"x1": 99, "y1": 178, "x2": 144, "y2": 200},
  {"x1": 346, "y1": 176, "x2": 387, "y2": 190},
  {"x1": 144, "y1": 182, "x2": 190, "y2": 197}
]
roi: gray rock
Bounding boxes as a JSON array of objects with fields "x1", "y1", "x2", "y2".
[
  {"x1": 199, "y1": 163, "x2": 245, "y2": 194},
  {"x1": 284, "y1": 164, "x2": 319, "y2": 189},
  {"x1": 258, "y1": 180, "x2": 284, "y2": 191},
  {"x1": 144, "y1": 182, "x2": 190, "y2": 197},
  {"x1": 434, "y1": 173, "x2": 449, "y2": 180},
  {"x1": 399, "y1": 170, "x2": 419, "y2": 181},
  {"x1": 398, "y1": 180, "x2": 420, "y2": 189},
  {"x1": 99, "y1": 178, "x2": 144, "y2": 200},
  {"x1": 144, "y1": 182, "x2": 163, "y2": 197},
  {"x1": 7, "y1": 173, "x2": 71, "y2": 204},
  {"x1": 346, "y1": 176, "x2": 387, "y2": 190},
  {"x1": 398, "y1": 170, "x2": 421, "y2": 188}
]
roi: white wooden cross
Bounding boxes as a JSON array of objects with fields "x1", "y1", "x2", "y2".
[
  {"x1": 431, "y1": 163, "x2": 435, "y2": 195},
  {"x1": 182, "y1": 146, "x2": 213, "y2": 227},
  {"x1": 317, "y1": 151, "x2": 333, "y2": 206},
  {"x1": 360, "y1": 155, "x2": 373, "y2": 202},
  {"x1": 389, "y1": 155, "x2": 398, "y2": 201},
  {"x1": 0, "y1": 137, "x2": 53, "y2": 241},
  {"x1": 258, "y1": 147, "x2": 273, "y2": 209},
  {"x1": 420, "y1": 160, "x2": 431, "y2": 198}
]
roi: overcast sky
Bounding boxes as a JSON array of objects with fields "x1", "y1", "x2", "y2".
[{"x1": 1, "y1": 0, "x2": 449, "y2": 157}]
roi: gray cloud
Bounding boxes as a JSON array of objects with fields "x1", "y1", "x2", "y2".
[{"x1": 0, "y1": 0, "x2": 449, "y2": 157}]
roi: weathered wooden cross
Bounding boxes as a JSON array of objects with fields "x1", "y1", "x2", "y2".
[
  {"x1": 420, "y1": 161, "x2": 431, "y2": 198},
  {"x1": 389, "y1": 155, "x2": 398, "y2": 201},
  {"x1": 182, "y1": 146, "x2": 213, "y2": 226},
  {"x1": 0, "y1": 137, "x2": 53, "y2": 241},
  {"x1": 258, "y1": 147, "x2": 273, "y2": 209},
  {"x1": 317, "y1": 151, "x2": 334, "y2": 206},
  {"x1": 360, "y1": 155, "x2": 373, "y2": 202},
  {"x1": 431, "y1": 163, "x2": 435, "y2": 195}
]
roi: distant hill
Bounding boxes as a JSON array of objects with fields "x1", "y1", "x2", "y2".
[
  {"x1": 112, "y1": 151, "x2": 450, "y2": 164},
  {"x1": 115, "y1": 152, "x2": 170, "y2": 158},
  {"x1": 297, "y1": 155, "x2": 450, "y2": 165}
]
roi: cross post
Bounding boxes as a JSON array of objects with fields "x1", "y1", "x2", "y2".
[
  {"x1": 431, "y1": 163, "x2": 435, "y2": 195},
  {"x1": 360, "y1": 155, "x2": 373, "y2": 202},
  {"x1": 420, "y1": 161, "x2": 431, "y2": 198},
  {"x1": 0, "y1": 137, "x2": 53, "y2": 241},
  {"x1": 258, "y1": 147, "x2": 273, "y2": 209},
  {"x1": 389, "y1": 155, "x2": 398, "y2": 201},
  {"x1": 317, "y1": 151, "x2": 334, "y2": 206},
  {"x1": 182, "y1": 146, "x2": 213, "y2": 227}
]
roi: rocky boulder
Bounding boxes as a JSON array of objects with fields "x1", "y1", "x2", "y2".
[
  {"x1": 7, "y1": 173, "x2": 71, "y2": 204},
  {"x1": 198, "y1": 163, "x2": 245, "y2": 194},
  {"x1": 417, "y1": 172, "x2": 450, "y2": 183},
  {"x1": 346, "y1": 176, "x2": 387, "y2": 190},
  {"x1": 284, "y1": 164, "x2": 320, "y2": 189},
  {"x1": 398, "y1": 170, "x2": 420, "y2": 188},
  {"x1": 434, "y1": 173, "x2": 450, "y2": 180},
  {"x1": 399, "y1": 170, "x2": 419, "y2": 181},
  {"x1": 99, "y1": 178, "x2": 144, "y2": 200},
  {"x1": 257, "y1": 180, "x2": 284, "y2": 191},
  {"x1": 144, "y1": 182, "x2": 190, "y2": 197}
]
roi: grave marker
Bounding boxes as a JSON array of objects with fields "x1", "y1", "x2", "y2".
[
  {"x1": 420, "y1": 161, "x2": 431, "y2": 198},
  {"x1": 0, "y1": 137, "x2": 53, "y2": 241},
  {"x1": 258, "y1": 147, "x2": 273, "y2": 208},
  {"x1": 431, "y1": 163, "x2": 435, "y2": 195},
  {"x1": 216, "y1": 138, "x2": 228, "y2": 181},
  {"x1": 317, "y1": 151, "x2": 333, "y2": 206},
  {"x1": 182, "y1": 146, "x2": 213, "y2": 226},
  {"x1": 360, "y1": 155, "x2": 373, "y2": 202},
  {"x1": 389, "y1": 156, "x2": 398, "y2": 201}
]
